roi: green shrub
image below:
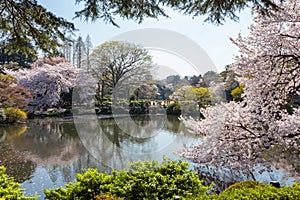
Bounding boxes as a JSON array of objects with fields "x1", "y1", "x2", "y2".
[
  {"x1": 4, "y1": 107, "x2": 27, "y2": 123},
  {"x1": 99, "y1": 101, "x2": 112, "y2": 114},
  {"x1": 224, "y1": 180, "x2": 260, "y2": 192},
  {"x1": 231, "y1": 84, "x2": 244, "y2": 102},
  {"x1": 44, "y1": 158, "x2": 211, "y2": 200},
  {"x1": 208, "y1": 181, "x2": 300, "y2": 200},
  {"x1": 0, "y1": 166, "x2": 36, "y2": 199},
  {"x1": 95, "y1": 193, "x2": 124, "y2": 200},
  {"x1": 166, "y1": 102, "x2": 181, "y2": 116},
  {"x1": 129, "y1": 100, "x2": 150, "y2": 115}
]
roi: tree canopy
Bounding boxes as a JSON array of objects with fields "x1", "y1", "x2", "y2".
[
  {"x1": 1, "y1": 0, "x2": 283, "y2": 57},
  {"x1": 74, "y1": 0, "x2": 281, "y2": 25},
  {"x1": 5, "y1": 57, "x2": 78, "y2": 112},
  {"x1": 0, "y1": 0, "x2": 75, "y2": 56},
  {"x1": 90, "y1": 41, "x2": 153, "y2": 103}
]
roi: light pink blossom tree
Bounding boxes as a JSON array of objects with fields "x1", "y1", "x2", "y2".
[
  {"x1": 6, "y1": 57, "x2": 78, "y2": 112},
  {"x1": 180, "y1": 0, "x2": 300, "y2": 179}
]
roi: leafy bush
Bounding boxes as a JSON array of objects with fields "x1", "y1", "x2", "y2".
[
  {"x1": 231, "y1": 84, "x2": 244, "y2": 101},
  {"x1": 99, "y1": 101, "x2": 112, "y2": 114},
  {"x1": 0, "y1": 166, "x2": 36, "y2": 199},
  {"x1": 129, "y1": 100, "x2": 150, "y2": 115},
  {"x1": 207, "y1": 181, "x2": 300, "y2": 200},
  {"x1": 94, "y1": 193, "x2": 124, "y2": 200},
  {"x1": 44, "y1": 158, "x2": 211, "y2": 200},
  {"x1": 4, "y1": 107, "x2": 27, "y2": 123},
  {"x1": 166, "y1": 102, "x2": 181, "y2": 116}
]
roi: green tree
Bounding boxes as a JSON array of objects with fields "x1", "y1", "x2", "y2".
[
  {"x1": 0, "y1": 40, "x2": 36, "y2": 68},
  {"x1": 0, "y1": 0, "x2": 75, "y2": 56},
  {"x1": 90, "y1": 41, "x2": 153, "y2": 104},
  {"x1": 75, "y1": 0, "x2": 281, "y2": 25},
  {"x1": 202, "y1": 70, "x2": 220, "y2": 86},
  {"x1": 1, "y1": 0, "x2": 281, "y2": 57},
  {"x1": 193, "y1": 87, "x2": 213, "y2": 108}
]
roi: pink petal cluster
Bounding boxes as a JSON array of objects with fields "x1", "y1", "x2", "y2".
[
  {"x1": 6, "y1": 57, "x2": 79, "y2": 111},
  {"x1": 180, "y1": 0, "x2": 300, "y2": 175}
]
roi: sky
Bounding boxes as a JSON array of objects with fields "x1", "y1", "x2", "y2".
[{"x1": 40, "y1": 0, "x2": 253, "y2": 76}]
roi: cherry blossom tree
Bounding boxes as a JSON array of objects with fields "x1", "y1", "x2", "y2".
[
  {"x1": 6, "y1": 57, "x2": 78, "y2": 112},
  {"x1": 180, "y1": 0, "x2": 300, "y2": 180}
]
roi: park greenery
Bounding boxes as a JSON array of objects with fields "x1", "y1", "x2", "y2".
[
  {"x1": 1, "y1": 0, "x2": 281, "y2": 57},
  {"x1": 0, "y1": 0, "x2": 299, "y2": 199},
  {"x1": 1, "y1": 38, "x2": 234, "y2": 121},
  {"x1": 1, "y1": 160, "x2": 300, "y2": 199}
]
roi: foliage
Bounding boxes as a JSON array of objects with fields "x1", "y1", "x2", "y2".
[
  {"x1": 0, "y1": 0, "x2": 75, "y2": 57},
  {"x1": 6, "y1": 57, "x2": 78, "y2": 112},
  {"x1": 231, "y1": 84, "x2": 244, "y2": 101},
  {"x1": 132, "y1": 83, "x2": 158, "y2": 100},
  {"x1": 166, "y1": 102, "x2": 181, "y2": 116},
  {"x1": 94, "y1": 193, "x2": 123, "y2": 200},
  {"x1": 0, "y1": 166, "x2": 36, "y2": 199},
  {"x1": 75, "y1": 0, "x2": 280, "y2": 25},
  {"x1": 128, "y1": 100, "x2": 150, "y2": 115},
  {"x1": 0, "y1": 41, "x2": 36, "y2": 68},
  {"x1": 193, "y1": 87, "x2": 213, "y2": 108},
  {"x1": 180, "y1": 0, "x2": 300, "y2": 177},
  {"x1": 219, "y1": 69, "x2": 239, "y2": 101},
  {"x1": 0, "y1": 73, "x2": 32, "y2": 109},
  {"x1": 44, "y1": 158, "x2": 211, "y2": 200},
  {"x1": 202, "y1": 71, "x2": 220, "y2": 86},
  {"x1": 4, "y1": 107, "x2": 27, "y2": 123},
  {"x1": 0, "y1": 0, "x2": 282, "y2": 57},
  {"x1": 170, "y1": 85, "x2": 219, "y2": 109},
  {"x1": 211, "y1": 181, "x2": 300, "y2": 200},
  {"x1": 99, "y1": 100, "x2": 112, "y2": 115},
  {"x1": 90, "y1": 41, "x2": 153, "y2": 103},
  {"x1": 170, "y1": 86, "x2": 197, "y2": 102}
]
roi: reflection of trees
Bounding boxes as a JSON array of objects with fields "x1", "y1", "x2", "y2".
[
  {"x1": 7, "y1": 118, "x2": 86, "y2": 167},
  {"x1": 0, "y1": 125, "x2": 27, "y2": 142},
  {"x1": 76, "y1": 116, "x2": 168, "y2": 169},
  {"x1": 75, "y1": 115, "x2": 199, "y2": 170},
  {"x1": 165, "y1": 115, "x2": 181, "y2": 133},
  {"x1": 1, "y1": 118, "x2": 110, "y2": 186}
]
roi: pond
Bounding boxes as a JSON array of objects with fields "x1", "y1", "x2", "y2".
[
  {"x1": 0, "y1": 115, "x2": 299, "y2": 199},
  {"x1": 0, "y1": 115, "x2": 199, "y2": 199}
]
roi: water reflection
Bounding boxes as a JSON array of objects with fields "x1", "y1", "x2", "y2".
[
  {"x1": 74, "y1": 115, "x2": 197, "y2": 169},
  {"x1": 1, "y1": 116, "x2": 297, "y2": 198},
  {"x1": 0, "y1": 116, "x2": 195, "y2": 198}
]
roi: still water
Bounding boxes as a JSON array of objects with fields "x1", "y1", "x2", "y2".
[{"x1": 0, "y1": 115, "x2": 198, "y2": 198}]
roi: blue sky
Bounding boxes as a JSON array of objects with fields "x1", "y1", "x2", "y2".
[{"x1": 41, "y1": 0, "x2": 253, "y2": 74}]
